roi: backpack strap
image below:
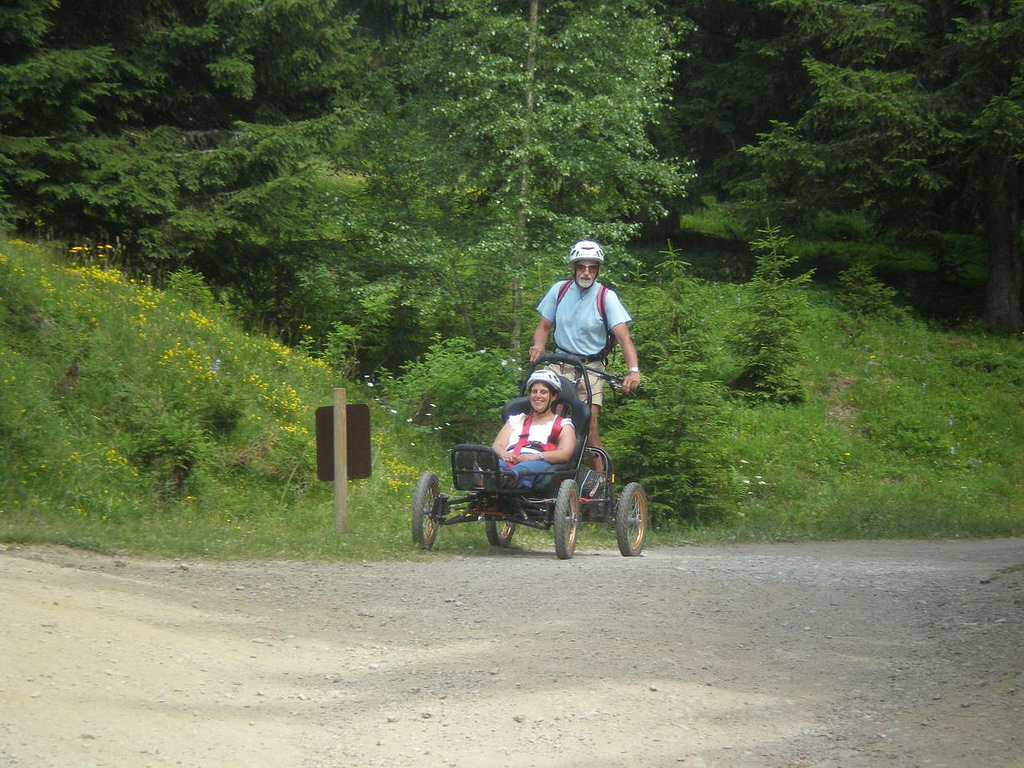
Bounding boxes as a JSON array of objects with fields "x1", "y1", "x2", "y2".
[
  {"x1": 554, "y1": 279, "x2": 573, "y2": 311},
  {"x1": 596, "y1": 284, "x2": 607, "y2": 320},
  {"x1": 597, "y1": 284, "x2": 615, "y2": 358}
]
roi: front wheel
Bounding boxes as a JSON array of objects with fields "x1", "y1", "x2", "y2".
[
  {"x1": 615, "y1": 482, "x2": 647, "y2": 557},
  {"x1": 412, "y1": 471, "x2": 440, "y2": 549},
  {"x1": 553, "y1": 479, "x2": 580, "y2": 560},
  {"x1": 485, "y1": 519, "x2": 516, "y2": 547}
]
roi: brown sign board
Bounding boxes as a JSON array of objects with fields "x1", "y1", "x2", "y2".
[{"x1": 315, "y1": 404, "x2": 372, "y2": 481}]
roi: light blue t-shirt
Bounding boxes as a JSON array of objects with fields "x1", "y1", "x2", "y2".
[{"x1": 536, "y1": 280, "x2": 631, "y2": 357}]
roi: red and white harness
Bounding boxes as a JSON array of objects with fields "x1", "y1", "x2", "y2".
[{"x1": 509, "y1": 413, "x2": 564, "y2": 457}]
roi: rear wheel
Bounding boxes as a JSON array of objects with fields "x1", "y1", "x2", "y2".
[
  {"x1": 553, "y1": 479, "x2": 580, "y2": 560},
  {"x1": 615, "y1": 482, "x2": 647, "y2": 557},
  {"x1": 412, "y1": 471, "x2": 440, "y2": 549},
  {"x1": 485, "y1": 519, "x2": 516, "y2": 547}
]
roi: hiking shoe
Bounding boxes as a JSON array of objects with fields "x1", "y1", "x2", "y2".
[{"x1": 581, "y1": 471, "x2": 604, "y2": 497}]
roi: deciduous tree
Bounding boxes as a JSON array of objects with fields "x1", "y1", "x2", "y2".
[{"x1": 375, "y1": 0, "x2": 687, "y2": 352}]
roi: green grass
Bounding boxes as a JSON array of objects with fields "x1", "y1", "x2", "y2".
[
  {"x1": 1, "y1": 237, "x2": 1022, "y2": 560},
  {"x1": 684, "y1": 288, "x2": 1024, "y2": 541},
  {"x1": 0, "y1": 238, "x2": 444, "y2": 559}
]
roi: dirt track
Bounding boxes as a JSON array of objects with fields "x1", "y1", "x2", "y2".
[{"x1": 2, "y1": 538, "x2": 1022, "y2": 768}]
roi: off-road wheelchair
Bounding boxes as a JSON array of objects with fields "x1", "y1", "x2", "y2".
[{"x1": 411, "y1": 353, "x2": 647, "y2": 559}]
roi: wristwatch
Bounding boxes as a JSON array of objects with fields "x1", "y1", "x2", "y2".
[{"x1": 628, "y1": 366, "x2": 640, "y2": 373}]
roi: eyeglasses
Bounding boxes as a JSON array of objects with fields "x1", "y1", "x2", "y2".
[{"x1": 574, "y1": 264, "x2": 599, "y2": 273}]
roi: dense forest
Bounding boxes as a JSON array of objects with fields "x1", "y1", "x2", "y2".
[
  {"x1": 3, "y1": 0, "x2": 1021, "y2": 349},
  {"x1": 2, "y1": 0, "x2": 1023, "y2": 527}
]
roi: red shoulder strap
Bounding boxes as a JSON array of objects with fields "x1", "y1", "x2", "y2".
[
  {"x1": 555, "y1": 279, "x2": 573, "y2": 307},
  {"x1": 513, "y1": 413, "x2": 564, "y2": 455},
  {"x1": 512, "y1": 413, "x2": 534, "y2": 457},
  {"x1": 544, "y1": 414, "x2": 564, "y2": 451}
]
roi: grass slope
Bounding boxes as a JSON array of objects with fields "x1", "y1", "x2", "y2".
[
  {"x1": 711, "y1": 284, "x2": 1024, "y2": 540},
  {"x1": 0, "y1": 239, "x2": 445, "y2": 558}
]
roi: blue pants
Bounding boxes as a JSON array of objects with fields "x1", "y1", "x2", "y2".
[{"x1": 499, "y1": 459, "x2": 552, "y2": 488}]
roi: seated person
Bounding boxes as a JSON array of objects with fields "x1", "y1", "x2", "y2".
[{"x1": 491, "y1": 370, "x2": 576, "y2": 488}]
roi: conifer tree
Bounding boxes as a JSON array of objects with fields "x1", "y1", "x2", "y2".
[{"x1": 740, "y1": 0, "x2": 1024, "y2": 332}]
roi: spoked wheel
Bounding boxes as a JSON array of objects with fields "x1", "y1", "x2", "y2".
[
  {"x1": 412, "y1": 471, "x2": 440, "y2": 549},
  {"x1": 485, "y1": 519, "x2": 516, "y2": 547},
  {"x1": 553, "y1": 479, "x2": 580, "y2": 560},
  {"x1": 615, "y1": 482, "x2": 648, "y2": 557}
]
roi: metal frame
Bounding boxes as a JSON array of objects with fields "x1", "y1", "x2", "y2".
[
  {"x1": 412, "y1": 352, "x2": 645, "y2": 558},
  {"x1": 426, "y1": 353, "x2": 620, "y2": 532}
]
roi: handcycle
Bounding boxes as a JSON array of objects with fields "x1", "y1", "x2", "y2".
[{"x1": 411, "y1": 353, "x2": 647, "y2": 559}]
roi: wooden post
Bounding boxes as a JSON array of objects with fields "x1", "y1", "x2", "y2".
[{"x1": 333, "y1": 387, "x2": 348, "y2": 533}]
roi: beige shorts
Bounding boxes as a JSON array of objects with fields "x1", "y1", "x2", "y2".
[{"x1": 548, "y1": 361, "x2": 605, "y2": 408}]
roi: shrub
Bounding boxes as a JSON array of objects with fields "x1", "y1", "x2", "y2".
[
  {"x1": 729, "y1": 221, "x2": 812, "y2": 403},
  {"x1": 606, "y1": 247, "x2": 737, "y2": 521},
  {"x1": 130, "y1": 405, "x2": 211, "y2": 498},
  {"x1": 838, "y1": 262, "x2": 903, "y2": 318},
  {"x1": 322, "y1": 322, "x2": 360, "y2": 380},
  {"x1": 386, "y1": 337, "x2": 520, "y2": 443},
  {"x1": 167, "y1": 268, "x2": 216, "y2": 309}
]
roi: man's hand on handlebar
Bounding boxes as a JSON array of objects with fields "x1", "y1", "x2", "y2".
[
  {"x1": 582, "y1": 365, "x2": 640, "y2": 396},
  {"x1": 620, "y1": 370, "x2": 640, "y2": 395},
  {"x1": 533, "y1": 352, "x2": 641, "y2": 396}
]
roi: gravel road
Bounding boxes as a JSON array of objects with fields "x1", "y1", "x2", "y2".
[{"x1": 2, "y1": 538, "x2": 1022, "y2": 768}]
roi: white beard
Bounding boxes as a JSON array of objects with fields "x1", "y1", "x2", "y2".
[{"x1": 575, "y1": 273, "x2": 596, "y2": 290}]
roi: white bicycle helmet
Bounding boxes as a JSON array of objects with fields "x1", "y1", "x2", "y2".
[
  {"x1": 526, "y1": 369, "x2": 562, "y2": 394},
  {"x1": 568, "y1": 240, "x2": 605, "y2": 264}
]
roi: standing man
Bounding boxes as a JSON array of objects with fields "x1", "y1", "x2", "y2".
[{"x1": 529, "y1": 240, "x2": 640, "y2": 473}]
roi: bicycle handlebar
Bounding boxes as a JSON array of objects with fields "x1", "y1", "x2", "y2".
[
  {"x1": 584, "y1": 365, "x2": 624, "y2": 389},
  {"x1": 534, "y1": 352, "x2": 584, "y2": 368},
  {"x1": 534, "y1": 353, "x2": 626, "y2": 391}
]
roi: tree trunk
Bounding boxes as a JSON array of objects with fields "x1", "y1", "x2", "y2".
[
  {"x1": 512, "y1": 0, "x2": 539, "y2": 360},
  {"x1": 984, "y1": 151, "x2": 1023, "y2": 333}
]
